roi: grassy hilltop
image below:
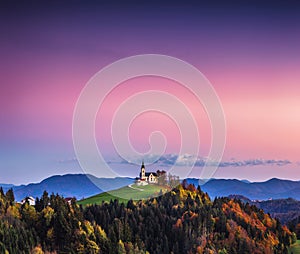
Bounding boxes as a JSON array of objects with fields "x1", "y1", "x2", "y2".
[{"x1": 78, "y1": 183, "x2": 170, "y2": 206}]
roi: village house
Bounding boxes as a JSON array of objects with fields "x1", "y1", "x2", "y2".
[{"x1": 21, "y1": 196, "x2": 36, "y2": 206}]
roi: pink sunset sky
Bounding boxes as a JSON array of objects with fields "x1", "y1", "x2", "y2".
[{"x1": 0, "y1": 1, "x2": 299, "y2": 184}]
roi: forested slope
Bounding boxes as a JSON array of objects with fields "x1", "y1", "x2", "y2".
[{"x1": 0, "y1": 184, "x2": 296, "y2": 253}]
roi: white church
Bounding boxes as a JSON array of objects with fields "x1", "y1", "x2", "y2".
[{"x1": 136, "y1": 161, "x2": 158, "y2": 185}]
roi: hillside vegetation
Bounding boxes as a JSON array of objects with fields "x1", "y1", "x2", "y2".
[{"x1": 0, "y1": 184, "x2": 297, "y2": 253}]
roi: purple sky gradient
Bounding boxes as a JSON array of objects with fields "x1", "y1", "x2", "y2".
[{"x1": 1, "y1": 1, "x2": 300, "y2": 184}]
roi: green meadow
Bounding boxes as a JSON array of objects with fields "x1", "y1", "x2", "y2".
[
  {"x1": 78, "y1": 184, "x2": 169, "y2": 206},
  {"x1": 289, "y1": 240, "x2": 300, "y2": 254}
]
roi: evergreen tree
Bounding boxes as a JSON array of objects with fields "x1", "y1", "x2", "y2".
[{"x1": 5, "y1": 188, "x2": 14, "y2": 204}]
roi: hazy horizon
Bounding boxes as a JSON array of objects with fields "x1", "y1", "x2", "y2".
[{"x1": 2, "y1": 162, "x2": 299, "y2": 186}]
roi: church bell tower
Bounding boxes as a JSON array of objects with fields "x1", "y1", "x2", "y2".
[{"x1": 140, "y1": 161, "x2": 145, "y2": 179}]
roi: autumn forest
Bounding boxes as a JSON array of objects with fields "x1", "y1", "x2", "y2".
[{"x1": 0, "y1": 182, "x2": 297, "y2": 254}]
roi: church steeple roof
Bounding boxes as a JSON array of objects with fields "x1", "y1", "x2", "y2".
[{"x1": 141, "y1": 160, "x2": 145, "y2": 169}]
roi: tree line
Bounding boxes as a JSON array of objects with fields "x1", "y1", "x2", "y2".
[{"x1": 0, "y1": 183, "x2": 297, "y2": 253}]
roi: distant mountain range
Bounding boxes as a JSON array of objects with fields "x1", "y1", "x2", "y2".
[
  {"x1": 1, "y1": 174, "x2": 300, "y2": 202},
  {"x1": 198, "y1": 178, "x2": 300, "y2": 200},
  {"x1": 0, "y1": 174, "x2": 134, "y2": 201}
]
